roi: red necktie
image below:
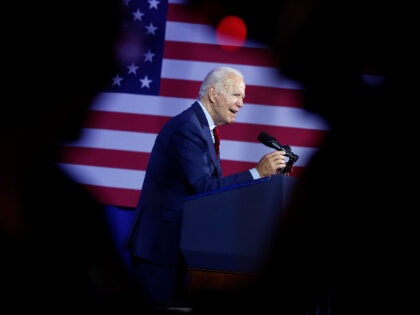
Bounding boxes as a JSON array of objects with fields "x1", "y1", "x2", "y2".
[{"x1": 213, "y1": 127, "x2": 220, "y2": 158}]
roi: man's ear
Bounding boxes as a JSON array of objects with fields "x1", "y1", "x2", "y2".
[{"x1": 209, "y1": 86, "x2": 216, "y2": 103}]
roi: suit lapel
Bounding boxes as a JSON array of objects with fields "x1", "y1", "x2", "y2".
[{"x1": 191, "y1": 102, "x2": 221, "y2": 176}]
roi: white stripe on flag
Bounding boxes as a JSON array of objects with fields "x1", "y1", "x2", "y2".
[
  {"x1": 161, "y1": 59, "x2": 304, "y2": 90},
  {"x1": 58, "y1": 163, "x2": 145, "y2": 190},
  {"x1": 90, "y1": 93, "x2": 190, "y2": 117},
  {"x1": 233, "y1": 103, "x2": 328, "y2": 130},
  {"x1": 62, "y1": 128, "x2": 157, "y2": 152},
  {"x1": 168, "y1": 0, "x2": 189, "y2": 4},
  {"x1": 220, "y1": 140, "x2": 317, "y2": 166}
]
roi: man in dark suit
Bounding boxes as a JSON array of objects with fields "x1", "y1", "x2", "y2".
[{"x1": 122, "y1": 66, "x2": 286, "y2": 307}]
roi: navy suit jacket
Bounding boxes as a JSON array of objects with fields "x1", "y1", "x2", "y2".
[{"x1": 122, "y1": 102, "x2": 253, "y2": 269}]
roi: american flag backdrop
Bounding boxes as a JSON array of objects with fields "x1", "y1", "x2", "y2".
[{"x1": 58, "y1": 0, "x2": 329, "y2": 209}]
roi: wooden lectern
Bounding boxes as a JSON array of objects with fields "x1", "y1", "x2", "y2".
[{"x1": 180, "y1": 175, "x2": 297, "y2": 302}]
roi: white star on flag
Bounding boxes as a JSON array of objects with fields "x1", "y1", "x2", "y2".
[
  {"x1": 144, "y1": 50, "x2": 155, "y2": 63},
  {"x1": 127, "y1": 62, "x2": 139, "y2": 74},
  {"x1": 148, "y1": 0, "x2": 160, "y2": 10},
  {"x1": 139, "y1": 75, "x2": 152, "y2": 88},
  {"x1": 112, "y1": 74, "x2": 123, "y2": 86},
  {"x1": 145, "y1": 22, "x2": 158, "y2": 35},
  {"x1": 132, "y1": 8, "x2": 144, "y2": 21}
]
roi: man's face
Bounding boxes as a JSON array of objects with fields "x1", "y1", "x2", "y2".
[{"x1": 210, "y1": 74, "x2": 245, "y2": 126}]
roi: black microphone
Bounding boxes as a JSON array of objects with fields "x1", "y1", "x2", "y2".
[{"x1": 257, "y1": 131, "x2": 287, "y2": 152}]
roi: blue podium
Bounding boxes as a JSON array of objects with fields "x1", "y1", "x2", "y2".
[{"x1": 180, "y1": 174, "x2": 297, "y2": 296}]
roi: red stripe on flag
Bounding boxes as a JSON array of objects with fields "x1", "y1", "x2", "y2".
[
  {"x1": 220, "y1": 122, "x2": 326, "y2": 148},
  {"x1": 164, "y1": 41, "x2": 276, "y2": 67},
  {"x1": 59, "y1": 147, "x2": 150, "y2": 170},
  {"x1": 82, "y1": 111, "x2": 323, "y2": 148},
  {"x1": 167, "y1": 3, "x2": 212, "y2": 24},
  {"x1": 221, "y1": 159, "x2": 255, "y2": 175},
  {"x1": 159, "y1": 78, "x2": 304, "y2": 108},
  {"x1": 84, "y1": 110, "x2": 170, "y2": 133},
  {"x1": 159, "y1": 78, "x2": 200, "y2": 99},
  {"x1": 83, "y1": 184, "x2": 140, "y2": 208}
]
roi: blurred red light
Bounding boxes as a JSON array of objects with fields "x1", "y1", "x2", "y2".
[{"x1": 216, "y1": 16, "x2": 247, "y2": 51}]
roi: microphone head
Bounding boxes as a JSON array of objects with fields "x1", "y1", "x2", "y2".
[
  {"x1": 257, "y1": 131, "x2": 275, "y2": 145},
  {"x1": 257, "y1": 131, "x2": 299, "y2": 165},
  {"x1": 257, "y1": 131, "x2": 281, "y2": 151}
]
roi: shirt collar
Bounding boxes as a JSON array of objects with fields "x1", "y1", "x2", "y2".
[{"x1": 197, "y1": 100, "x2": 216, "y2": 131}]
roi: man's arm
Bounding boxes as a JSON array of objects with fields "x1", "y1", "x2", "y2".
[{"x1": 168, "y1": 123, "x2": 253, "y2": 194}]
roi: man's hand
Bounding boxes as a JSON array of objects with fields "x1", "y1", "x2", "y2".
[{"x1": 255, "y1": 151, "x2": 287, "y2": 178}]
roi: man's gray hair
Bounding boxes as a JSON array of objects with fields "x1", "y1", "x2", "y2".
[{"x1": 198, "y1": 66, "x2": 244, "y2": 100}]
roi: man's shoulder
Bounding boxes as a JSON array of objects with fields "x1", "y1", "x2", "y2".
[{"x1": 165, "y1": 102, "x2": 202, "y2": 129}]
